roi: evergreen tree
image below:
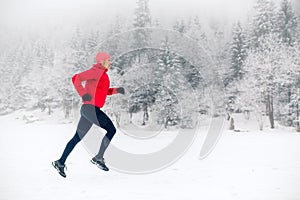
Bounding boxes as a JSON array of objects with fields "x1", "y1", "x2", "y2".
[
  {"x1": 122, "y1": 64, "x2": 157, "y2": 125},
  {"x1": 157, "y1": 36, "x2": 184, "y2": 94},
  {"x1": 157, "y1": 37, "x2": 179, "y2": 73},
  {"x1": 173, "y1": 19, "x2": 187, "y2": 34},
  {"x1": 68, "y1": 26, "x2": 89, "y2": 70},
  {"x1": 275, "y1": 44, "x2": 300, "y2": 129},
  {"x1": 86, "y1": 30, "x2": 100, "y2": 55},
  {"x1": 154, "y1": 86, "x2": 180, "y2": 128},
  {"x1": 186, "y1": 16, "x2": 207, "y2": 42},
  {"x1": 277, "y1": 0, "x2": 299, "y2": 46},
  {"x1": 132, "y1": 0, "x2": 152, "y2": 49},
  {"x1": 251, "y1": 0, "x2": 278, "y2": 50},
  {"x1": 155, "y1": 37, "x2": 184, "y2": 127},
  {"x1": 274, "y1": 0, "x2": 299, "y2": 126},
  {"x1": 228, "y1": 22, "x2": 248, "y2": 84},
  {"x1": 225, "y1": 22, "x2": 248, "y2": 115},
  {"x1": 240, "y1": 35, "x2": 296, "y2": 129},
  {"x1": 105, "y1": 15, "x2": 125, "y2": 55}
]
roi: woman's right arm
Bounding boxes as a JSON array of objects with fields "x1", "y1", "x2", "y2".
[{"x1": 72, "y1": 68, "x2": 98, "y2": 97}]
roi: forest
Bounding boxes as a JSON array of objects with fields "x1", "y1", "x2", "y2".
[{"x1": 0, "y1": 0, "x2": 299, "y2": 131}]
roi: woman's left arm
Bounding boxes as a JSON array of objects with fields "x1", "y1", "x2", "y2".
[
  {"x1": 107, "y1": 88, "x2": 118, "y2": 95},
  {"x1": 107, "y1": 87, "x2": 125, "y2": 95}
]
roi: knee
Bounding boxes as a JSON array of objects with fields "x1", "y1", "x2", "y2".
[
  {"x1": 112, "y1": 125, "x2": 116, "y2": 134},
  {"x1": 70, "y1": 133, "x2": 81, "y2": 144},
  {"x1": 106, "y1": 125, "x2": 116, "y2": 140},
  {"x1": 110, "y1": 125, "x2": 116, "y2": 136}
]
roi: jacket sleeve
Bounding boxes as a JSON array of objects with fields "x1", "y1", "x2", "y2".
[
  {"x1": 107, "y1": 88, "x2": 118, "y2": 96},
  {"x1": 72, "y1": 68, "x2": 104, "y2": 97}
]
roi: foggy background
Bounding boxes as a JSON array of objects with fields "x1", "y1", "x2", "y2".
[
  {"x1": 0, "y1": 0, "x2": 299, "y2": 51},
  {"x1": 1, "y1": 0, "x2": 299, "y2": 49},
  {"x1": 0, "y1": 0, "x2": 300, "y2": 131},
  {"x1": 1, "y1": 1, "x2": 300, "y2": 199},
  {"x1": 0, "y1": 0, "x2": 257, "y2": 27},
  {"x1": 0, "y1": 0, "x2": 286, "y2": 43}
]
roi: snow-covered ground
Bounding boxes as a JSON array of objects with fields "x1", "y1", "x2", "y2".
[{"x1": 1, "y1": 112, "x2": 300, "y2": 200}]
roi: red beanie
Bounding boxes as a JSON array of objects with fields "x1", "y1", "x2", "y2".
[{"x1": 96, "y1": 52, "x2": 111, "y2": 63}]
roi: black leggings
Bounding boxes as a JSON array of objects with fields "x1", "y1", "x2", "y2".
[{"x1": 58, "y1": 104, "x2": 116, "y2": 165}]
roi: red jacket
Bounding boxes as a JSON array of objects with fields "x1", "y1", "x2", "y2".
[{"x1": 72, "y1": 63, "x2": 118, "y2": 108}]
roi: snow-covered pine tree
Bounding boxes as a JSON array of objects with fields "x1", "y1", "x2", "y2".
[
  {"x1": 132, "y1": 0, "x2": 151, "y2": 49},
  {"x1": 293, "y1": 46, "x2": 300, "y2": 131},
  {"x1": 251, "y1": 0, "x2": 278, "y2": 50},
  {"x1": 290, "y1": 87, "x2": 300, "y2": 132},
  {"x1": 276, "y1": 44, "x2": 300, "y2": 130},
  {"x1": 33, "y1": 39, "x2": 60, "y2": 110},
  {"x1": 157, "y1": 37, "x2": 178, "y2": 72},
  {"x1": 12, "y1": 40, "x2": 40, "y2": 111},
  {"x1": 155, "y1": 36, "x2": 184, "y2": 127},
  {"x1": 157, "y1": 36, "x2": 184, "y2": 94},
  {"x1": 86, "y1": 30, "x2": 101, "y2": 55},
  {"x1": 274, "y1": 0, "x2": 300, "y2": 125},
  {"x1": 122, "y1": 64, "x2": 157, "y2": 125},
  {"x1": 240, "y1": 34, "x2": 293, "y2": 130},
  {"x1": 68, "y1": 26, "x2": 89, "y2": 71},
  {"x1": 54, "y1": 47, "x2": 78, "y2": 119},
  {"x1": 105, "y1": 15, "x2": 127, "y2": 58},
  {"x1": 243, "y1": 0, "x2": 285, "y2": 128},
  {"x1": 276, "y1": 0, "x2": 299, "y2": 46},
  {"x1": 0, "y1": 51, "x2": 17, "y2": 114},
  {"x1": 206, "y1": 20, "x2": 231, "y2": 84},
  {"x1": 186, "y1": 16, "x2": 207, "y2": 43},
  {"x1": 224, "y1": 22, "x2": 248, "y2": 126},
  {"x1": 151, "y1": 81, "x2": 180, "y2": 128},
  {"x1": 173, "y1": 19, "x2": 187, "y2": 34},
  {"x1": 228, "y1": 22, "x2": 248, "y2": 84}
]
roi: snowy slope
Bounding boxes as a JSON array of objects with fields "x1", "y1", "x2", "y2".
[{"x1": 0, "y1": 113, "x2": 300, "y2": 200}]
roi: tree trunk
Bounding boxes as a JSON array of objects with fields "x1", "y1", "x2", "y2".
[
  {"x1": 48, "y1": 105, "x2": 52, "y2": 115},
  {"x1": 270, "y1": 96, "x2": 274, "y2": 128},
  {"x1": 65, "y1": 107, "x2": 70, "y2": 119},
  {"x1": 267, "y1": 94, "x2": 275, "y2": 129},
  {"x1": 129, "y1": 112, "x2": 133, "y2": 124},
  {"x1": 114, "y1": 112, "x2": 121, "y2": 128},
  {"x1": 288, "y1": 87, "x2": 291, "y2": 103},
  {"x1": 296, "y1": 103, "x2": 300, "y2": 132},
  {"x1": 164, "y1": 117, "x2": 169, "y2": 128},
  {"x1": 259, "y1": 111, "x2": 263, "y2": 131},
  {"x1": 229, "y1": 117, "x2": 235, "y2": 130},
  {"x1": 142, "y1": 103, "x2": 149, "y2": 125}
]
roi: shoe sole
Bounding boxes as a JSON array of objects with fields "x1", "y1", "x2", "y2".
[
  {"x1": 91, "y1": 160, "x2": 109, "y2": 171},
  {"x1": 52, "y1": 162, "x2": 66, "y2": 178}
]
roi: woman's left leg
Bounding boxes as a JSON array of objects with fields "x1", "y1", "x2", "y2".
[
  {"x1": 81, "y1": 106, "x2": 116, "y2": 159},
  {"x1": 94, "y1": 109, "x2": 116, "y2": 159},
  {"x1": 58, "y1": 115, "x2": 93, "y2": 165}
]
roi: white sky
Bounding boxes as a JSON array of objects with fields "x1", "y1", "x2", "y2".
[
  {"x1": 0, "y1": 0, "x2": 257, "y2": 29},
  {"x1": 1, "y1": 0, "x2": 298, "y2": 45}
]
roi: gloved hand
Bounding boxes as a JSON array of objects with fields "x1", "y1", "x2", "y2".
[
  {"x1": 82, "y1": 93, "x2": 92, "y2": 101},
  {"x1": 116, "y1": 87, "x2": 125, "y2": 95}
]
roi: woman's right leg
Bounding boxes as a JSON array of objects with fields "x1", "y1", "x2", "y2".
[
  {"x1": 58, "y1": 115, "x2": 93, "y2": 165},
  {"x1": 80, "y1": 104, "x2": 116, "y2": 159}
]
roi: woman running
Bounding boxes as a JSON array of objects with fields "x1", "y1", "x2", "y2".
[{"x1": 52, "y1": 52, "x2": 125, "y2": 178}]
